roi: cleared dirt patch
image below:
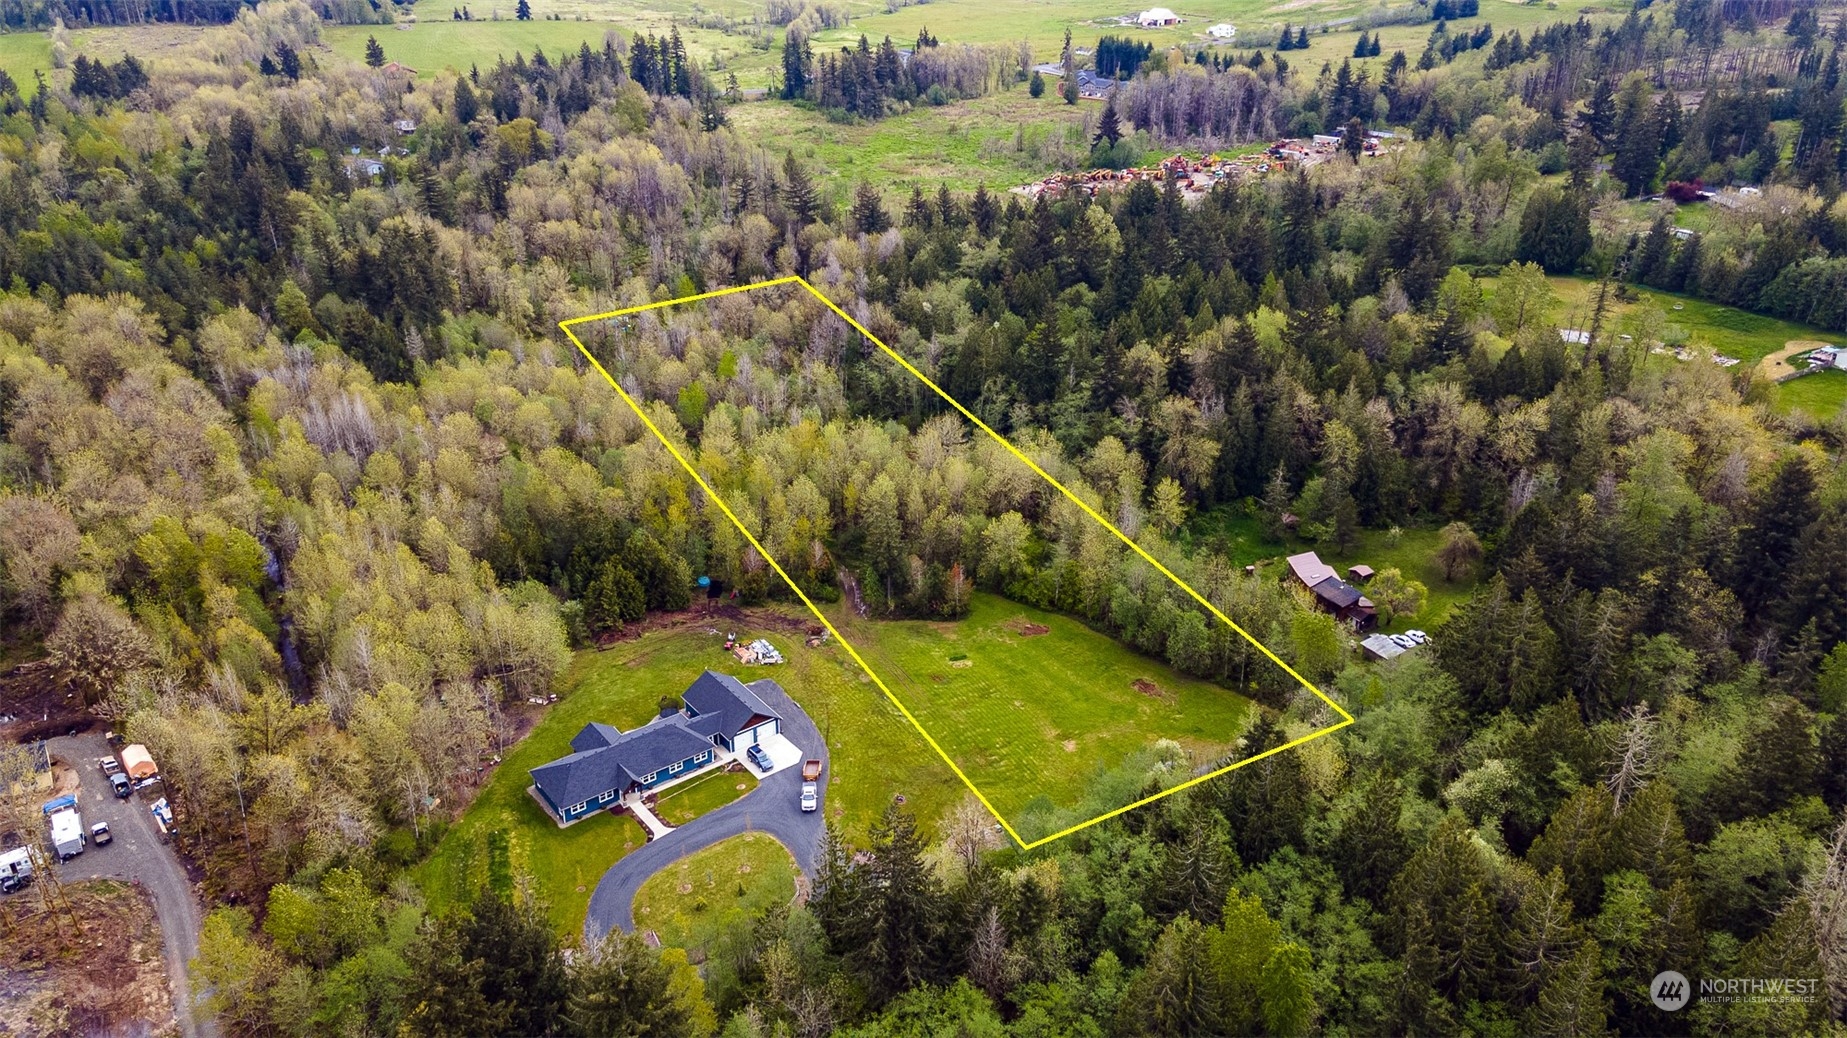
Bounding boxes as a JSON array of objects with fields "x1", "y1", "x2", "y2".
[
  {"x1": 949, "y1": 659, "x2": 973, "y2": 669},
  {"x1": 0, "y1": 880, "x2": 175, "y2": 1038},
  {"x1": 1132, "y1": 678, "x2": 1164, "y2": 698},
  {"x1": 1010, "y1": 618, "x2": 1051, "y2": 636},
  {"x1": 1760, "y1": 339, "x2": 1832, "y2": 380},
  {"x1": 1062, "y1": 739, "x2": 1077, "y2": 752},
  {"x1": 931, "y1": 674, "x2": 946, "y2": 684}
]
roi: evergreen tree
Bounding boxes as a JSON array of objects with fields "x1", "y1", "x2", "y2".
[
  {"x1": 1354, "y1": 30, "x2": 1372, "y2": 57},
  {"x1": 364, "y1": 36, "x2": 386, "y2": 68},
  {"x1": 850, "y1": 181, "x2": 891, "y2": 234},
  {"x1": 452, "y1": 78, "x2": 480, "y2": 125},
  {"x1": 781, "y1": 151, "x2": 819, "y2": 227},
  {"x1": 781, "y1": 29, "x2": 809, "y2": 100},
  {"x1": 971, "y1": 182, "x2": 998, "y2": 235},
  {"x1": 863, "y1": 803, "x2": 943, "y2": 1000},
  {"x1": 277, "y1": 42, "x2": 301, "y2": 80},
  {"x1": 1094, "y1": 93, "x2": 1122, "y2": 146},
  {"x1": 1061, "y1": 27, "x2": 1078, "y2": 104},
  {"x1": 584, "y1": 559, "x2": 644, "y2": 631},
  {"x1": 259, "y1": 54, "x2": 279, "y2": 77},
  {"x1": 516, "y1": 0, "x2": 532, "y2": 20},
  {"x1": 1734, "y1": 456, "x2": 1819, "y2": 616},
  {"x1": 1582, "y1": 77, "x2": 1616, "y2": 145},
  {"x1": 564, "y1": 930, "x2": 691, "y2": 1037},
  {"x1": 1029, "y1": 68, "x2": 1045, "y2": 97}
]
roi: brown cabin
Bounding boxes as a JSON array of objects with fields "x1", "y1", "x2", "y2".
[{"x1": 1285, "y1": 551, "x2": 1377, "y2": 631}]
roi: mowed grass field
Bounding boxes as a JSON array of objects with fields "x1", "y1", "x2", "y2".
[
  {"x1": 0, "y1": 31, "x2": 50, "y2": 92},
  {"x1": 731, "y1": 89, "x2": 1091, "y2": 195},
  {"x1": 417, "y1": 606, "x2": 966, "y2": 934},
  {"x1": 829, "y1": 592, "x2": 1254, "y2": 828},
  {"x1": 1537, "y1": 275, "x2": 1847, "y2": 418},
  {"x1": 630, "y1": 832, "x2": 799, "y2": 953}
]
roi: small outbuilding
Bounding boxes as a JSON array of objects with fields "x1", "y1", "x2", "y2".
[
  {"x1": 1137, "y1": 7, "x2": 1180, "y2": 27},
  {"x1": 1207, "y1": 22, "x2": 1237, "y2": 39},
  {"x1": 1361, "y1": 633, "x2": 1405, "y2": 661},
  {"x1": 120, "y1": 744, "x2": 157, "y2": 781},
  {"x1": 1348, "y1": 565, "x2": 1374, "y2": 583}
]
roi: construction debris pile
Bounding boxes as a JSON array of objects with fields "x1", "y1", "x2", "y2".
[{"x1": 1021, "y1": 134, "x2": 1393, "y2": 200}]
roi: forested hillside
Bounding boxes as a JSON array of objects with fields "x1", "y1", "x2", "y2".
[{"x1": 0, "y1": 0, "x2": 1844, "y2": 1034}]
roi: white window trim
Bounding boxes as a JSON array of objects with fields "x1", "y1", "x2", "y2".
[
  {"x1": 669, "y1": 761, "x2": 684, "y2": 774},
  {"x1": 598, "y1": 790, "x2": 614, "y2": 803},
  {"x1": 571, "y1": 801, "x2": 587, "y2": 814},
  {"x1": 643, "y1": 771, "x2": 657, "y2": 784}
]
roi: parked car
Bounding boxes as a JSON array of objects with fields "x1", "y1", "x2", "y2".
[
  {"x1": 90, "y1": 822, "x2": 112, "y2": 846},
  {"x1": 99, "y1": 757, "x2": 121, "y2": 775},
  {"x1": 746, "y1": 744, "x2": 773, "y2": 772},
  {"x1": 109, "y1": 772, "x2": 132, "y2": 798},
  {"x1": 800, "y1": 782, "x2": 818, "y2": 812}
]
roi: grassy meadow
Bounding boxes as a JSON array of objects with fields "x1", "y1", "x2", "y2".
[
  {"x1": 731, "y1": 89, "x2": 1091, "y2": 195},
  {"x1": 323, "y1": 15, "x2": 786, "y2": 88},
  {"x1": 828, "y1": 592, "x2": 1255, "y2": 830},
  {"x1": 629, "y1": 832, "x2": 799, "y2": 952},
  {"x1": 0, "y1": 30, "x2": 50, "y2": 92},
  {"x1": 1534, "y1": 275, "x2": 1847, "y2": 417}
]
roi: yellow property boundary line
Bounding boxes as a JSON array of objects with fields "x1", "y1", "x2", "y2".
[{"x1": 560, "y1": 276, "x2": 1355, "y2": 849}]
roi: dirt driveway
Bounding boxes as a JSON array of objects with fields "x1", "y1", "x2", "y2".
[
  {"x1": 45, "y1": 732, "x2": 215, "y2": 1038},
  {"x1": 1758, "y1": 339, "x2": 1831, "y2": 380}
]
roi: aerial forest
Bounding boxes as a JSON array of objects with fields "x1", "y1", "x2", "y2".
[{"x1": 0, "y1": 0, "x2": 1845, "y2": 1034}]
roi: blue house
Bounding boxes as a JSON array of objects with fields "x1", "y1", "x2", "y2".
[{"x1": 530, "y1": 671, "x2": 783, "y2": 824}]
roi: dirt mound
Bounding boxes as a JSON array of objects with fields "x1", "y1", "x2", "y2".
[
  {"x1": 1009, "y1": 618, "x2": 1051, "y2": 636},
  {"x1": 1132, "y1": 678, "x2": 1164, "y2": 698}
]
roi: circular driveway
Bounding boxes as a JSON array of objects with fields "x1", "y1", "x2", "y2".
[{"x1": 583, "y1": 679, "x2": 828, "y2": 940}]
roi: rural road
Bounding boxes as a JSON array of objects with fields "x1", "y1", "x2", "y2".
[
  {"x1": 583, "y1": 680, "x2": 828, "y2": 940},
  {"x1": 47, "y1": 732, "x2": 215, "y2": 1038}
]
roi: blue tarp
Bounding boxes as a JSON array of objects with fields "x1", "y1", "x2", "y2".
[{"x1": 42, "y1": 794, "x2": 76, "y2": 814}]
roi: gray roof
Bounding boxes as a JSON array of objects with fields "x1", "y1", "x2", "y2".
[
  {"x1": 1311, "y1": 575, "x2": 1364, "y2": 609},
  {"x1": 682, "y1": 671, "x2": 780, "y2": 737},
  {"x1": 532, "y1": 718, "x2": 713, "y2": 808},
  {"x1": 571, "y1": 722, "x2": 622, "y2": 752}
]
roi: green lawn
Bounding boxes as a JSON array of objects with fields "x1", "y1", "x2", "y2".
[
  {"x1": 1189, "y1": 510, "x2": 1476, "y2": 634},
  {"x1": 730, "y1": 89, "x2": 1091, "y2": 196},
  {"x1": 830, "y1": 592, "x2": 1254, "y2": 830},
  {"x1": 629, "y1": 833, "x2": 798, "y2": 953},
  {"x1": 652, "y1": 764, "x2": 757, "y2": 827},
  {"x1": 1314, "y1": 526, "x2": 1475, "y2": 632},
  {"x1": 1778, "y1": 369, "x2": 1847, "y2": 421},
  {"x1": 416, "y1": 609, "x2": 974, "y2": 934},
  {"x1": 0, "y1": 31, "x2": 50, "y2": 93},
  {"x1": 1480, "y1": 275, "x2": 1847, "y2": 417}
]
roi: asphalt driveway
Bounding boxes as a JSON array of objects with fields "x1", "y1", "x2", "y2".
[
  {"x1": 44, "y1": 732, "x2": 214, "y2": 1038},
  {"x1": 583, "y1": 680, "x2": 828, "y2": 940}
]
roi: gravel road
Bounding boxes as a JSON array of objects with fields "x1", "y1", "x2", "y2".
[
  {"x1": 583, "y1": 680, "x2": 829, "y2": 941},
  {"x1": 45, "y1": 732, "x2": 215, "y2": 1038}
]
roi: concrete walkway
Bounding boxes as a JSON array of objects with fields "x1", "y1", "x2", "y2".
[
  {"x1": 626, "y1": 798, "x2": 673, "y2": 839},
  {"x1": 583, "y1": 681, "x2": 828, "y2": 940}
]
